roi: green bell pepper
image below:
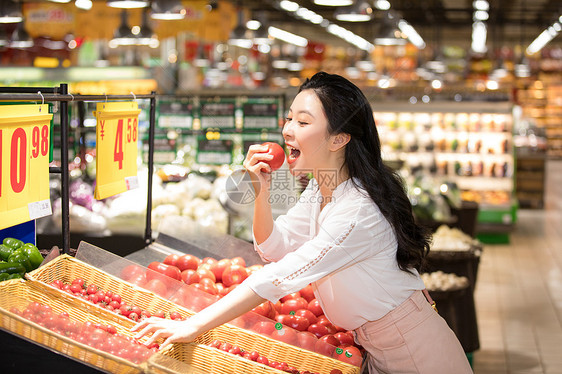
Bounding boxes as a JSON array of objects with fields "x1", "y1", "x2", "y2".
[
  {"x1": 21, "y1": 243, "x2": 43, "y2": 270},
  {"x1": 0, "y1": 273, "x2": 10, "y2": 282},
  {"x1": 2, "y1": 237, "x2": 23, "y2": 250},
  {"x1": 7, "y1": 250, "x2": 32, "y2": 272},
  {"x1": 0, "y1": 244, "x2": 14, "y2": 261},
  {"x1": 0, "y1": 262, "x2": 26, "y2": 276},
  {"x1": 7, "y1": 273, "x2": 22, "y2": 280}
]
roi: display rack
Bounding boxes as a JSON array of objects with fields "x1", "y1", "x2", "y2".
[
  {"x1": 0, "y1": 85, "x2": 157, "y2": 254},
  {"x1": 373, "y1": 101, "x2": 518, "y2": 243}
]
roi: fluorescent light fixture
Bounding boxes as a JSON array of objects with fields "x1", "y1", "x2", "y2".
[
  {"x1": 246, "y1": 20, "x2": 261, "y2": 30},
  {"x1": 0, "y1": 1, "x2": 23, "y2": 24},
  {"x1": 374, "y1": 0, "x2": 391, "y2": 10},
  {"x1": 279, "y1": 1, "x2": 299, "y2": 12},
  {"x1": 526, "y1": 26, "x2": 559, "y2": 55},
  {"x1": 473, "y1": 10, "x2": 488, "y2": 21},
  {"x1": 397, "y1": 19, "x2": 425, "y2": 49},
  {"x1": 471, "y1": 21, "x2": 487, "y2": 53},
  {"x1": 151, "y1": 0, "x2": 185, "y2": 20},
  {"x1": 48, "y1": 0, "x2": 71, "y2": 3},
  {"x1": 268, "y1": 26, "x2": 308, "y2": 47},
  {"x1": 334, "y1": 1, "x2": 373, "y2": 22},
  {"x1": 314, "y1": 0, "x2": 353, "y2": 6},
  {"x1": 107, "y1": 0, "x2": 149, "y2": 8},
  {"x1": 75, "y1": 0, "x2": 93, "y2": 10},
  {"x1": 472, "y1": 0, "x2": 489, "y2": 11}
]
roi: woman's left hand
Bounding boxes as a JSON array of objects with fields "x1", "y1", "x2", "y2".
[{"x1": 131, "y1": 317, "x2": 199, "y2": 350}]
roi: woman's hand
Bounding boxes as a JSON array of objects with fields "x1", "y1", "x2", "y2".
[
  {"x1": 131, "y1": 317, "x2": 199, "y2": 351},
  {"x1": 243, "y1": 144, "x2": 273, "y2": 195}
]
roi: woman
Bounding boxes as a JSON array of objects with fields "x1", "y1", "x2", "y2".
[{"x1": 133, "y1": 72, "x2": 472, "y2": 373}]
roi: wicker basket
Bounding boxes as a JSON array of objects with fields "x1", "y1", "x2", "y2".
[
  {"x1": 0, "y1": 279, "x2": 147, "y2": 374},
  {"x1": 148, "y1": 322, "x2": 359, "y2": 374},
  {"x1": 25, "y1": 254, "x2": 195, "y2": 325},
  {"x1": 148, "y1": 343, "x2": 287, "y2": 374}
]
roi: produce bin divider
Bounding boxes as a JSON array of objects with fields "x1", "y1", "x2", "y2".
[{"x1": 0, "y1": 86, "x2": 157, "y2": 253}]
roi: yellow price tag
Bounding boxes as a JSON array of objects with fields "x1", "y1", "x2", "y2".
[
  {"x1": 0, "y1": 104, "x2": 53, "y2": 230},
  {"x1": 94, "y1": 102, "x2": 141, "y2": 200}
]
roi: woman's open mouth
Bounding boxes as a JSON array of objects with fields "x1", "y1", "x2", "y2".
[{"x1": 286, "y1": 145, "x2": 301, "y2": 164}]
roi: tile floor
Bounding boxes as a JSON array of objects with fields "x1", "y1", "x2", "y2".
[{"x1": 471, "y1": 160, "x2": 562, "y2": 374}]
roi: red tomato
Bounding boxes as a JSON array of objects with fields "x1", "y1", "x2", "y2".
[
  {"x1": 176, "y1": 254, "x2": 201, "y2": 272},
  {"x1": 169, "y1": 311, "x2": 182, "y2": 320},
  {"x1": 262, "y1": 142, "x2": 285, "y2": 172},
  {"x1": 196, "y1": 267, "x2": 216, "y2": 283},
  {"x1": 147, "y1": 261, "x2": 181, "y2": 281},
  {"x1": 230, "y1": 256, "x2": 246, "y2": 268},
  {"x1": 256, "y1": 356, "x2": 269, "y2": 366},
  {"x1": 299, "y1": 284, "x2": 315, "y2": 302},
  {"x1": 247, "y1": 264, "x2": 263, "y2": 275},
  {"x1": 280, "y1": 298, "x2": 308, "y2": 315},
  {"x1": 181, "y1": 269, "x2": 201, "y2": 285},
  {"x1": 334, "y1": 331, "x2": 355, "y2": 346},
  {"x1": 333, "y1": 345, "x2": 363, "y2": 367},
  {"x1": 252, "y1": 320, "x2": 276, "y2": 336},
  {"x1": 295, "y1": 309, "x2": 318, "y2": 325},
  {"x1": 275, "y1": 313, "x2": 295, "y2": 326},
  {"x1": 297, "y1": 331, "x2": 318, "y2": 352},
  {"x1": 280, "y1": 292, "x2": 300, "y2": 303},
  {"x1": 288, "y1": 315, "x2": 310, "y2": 331},
  {"x1": 307, "y1": 299, "x2": 324, "y2": 317},
  {"x1": 193, "y1": 282, "x2": 218, "y2": 295},
  {"x1": 120, "y1": 264, "x2": 145, "y2": 282},
  {"x1": 251, "y1": 301, "x2": 276, "y2": 320},
  {"x1": 163, "y1": 254, "x2": 180, "y2": 267},
  {"x1": 144, "y1": 279, "x2": 168, "y2": 296},
  {"x1": 221, "y1": 264, "x2": 248, "y2": 287},
  {"x1": 307, "y1": 323, "x2": 330, "y2": 338},
  {"x1": 153, "y1": 310, "x2": 166, "y2": 318},
  {"x1": 315, "y1": 335, "x2": 337, "y2": 357},
  {"x1": 271, "y1": 324, "x2": 298, "y2": 346},
  {"x1": 319, "y1": 334, "x2": 339, "y2": 347},
  {"x1": 214, "y1": 258, "x2": 231, "y2": 282}
]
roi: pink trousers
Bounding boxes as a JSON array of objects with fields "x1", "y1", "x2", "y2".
[{"x1": 354, "y1": 290, "x2": 473, "y2": 374}]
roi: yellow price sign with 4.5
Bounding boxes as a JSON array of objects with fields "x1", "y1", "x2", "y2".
[
  {"x1": 0, "y1": 104, "x2": 53, "y2": 230},
  {"x1": 94, "y1": 102, "x2": 141, "y2": 200}
]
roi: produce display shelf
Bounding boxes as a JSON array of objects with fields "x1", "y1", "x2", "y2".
[{"x1": 0, "y1": 279, "x2": 147, "y2": 374}]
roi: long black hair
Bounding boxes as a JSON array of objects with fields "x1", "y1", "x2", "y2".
[{"x1": 299, "y1": 72, "x2": 431, "y2": 273}]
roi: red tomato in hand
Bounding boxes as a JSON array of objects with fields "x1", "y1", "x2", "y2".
[
  {"x1": 221, "y1": 264, "x2": 248, "y2": 287},
  {"x1": 262, "y1": 142, "x2": 285, "y2": 172}
]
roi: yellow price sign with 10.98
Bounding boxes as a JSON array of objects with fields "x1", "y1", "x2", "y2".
[
  {"x1": 94, "y1": 102, "x2": 141, "y2": 200},
  {"x1": 0, "y1": 104, "x2": 53, "y2": 230}
]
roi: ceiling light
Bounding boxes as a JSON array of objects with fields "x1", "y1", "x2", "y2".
[
  {"x1": 138, "y1": 9, "x2": 159, "y2": 47},
  {"x1": 75, "y1": 0, "x2": 93, "y2": 10},
  {"x1": 374, "y1": 11, "x2": 406, "y2": 46},
  {"x1": 229, "y1": 9, "x2": 252, "y2": 48},
  {"x1": 334, "y1": 1, "x2": 373, "y2": 22},
  {"x1": 0, "y1": 1, "x2": 23, "y2": 24},
  {"x1": 279, "y1": 1, "x2": 299, "y2": 12},
  {"x1": 374, "y1": 0, "x2": 391, "y2": 10},
  {"x1": 472, "y1": 0, "x2": 489, "y2": 11},
  {"x1": 397, "y1": 19, "x2": 425, "y2": 49},
  {"x1": 246, "y1": 20, "x2": 260, "y2": 30},
  {"x1": 314, "y1": 0, "x2": 353, "y2": 6},
  {"x1": 471, "y1": 21, "x2": 487, "y2": 53},
  {"x1": 526, "y1": 26, "x2": 559, "y2": 55},
  {"x1": 473, "y1": 10, "x2": 489, "y2": 21},
  {"x1": 107, "y1": 0, "x2": 149, "y2": 9},
  {"x1": 10, "y1": 22, "x2": 33, "y2": 48},
  {"x1": 268, "y1": 26, "x2": 308, "y2": 47},
  {"x1": 253, "y1": 12, "x2": 272, "y2": 45},
  {"x1": 110, "y1": 10, "x2": 137, "y2": 46},
  {"x1": 151, "y1": 0, "x2": 185, "y2": 20}
]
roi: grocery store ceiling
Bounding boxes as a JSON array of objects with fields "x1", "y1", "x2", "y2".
[{"x1": 231, "y1": 0, "x2": 562, "y2": 50}]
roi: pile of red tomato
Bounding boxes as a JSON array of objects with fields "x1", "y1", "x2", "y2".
[
  {"x1": 11, "y1": 301, "x2": 157, "y2": 364},
  {"x1": 137, "y1": 253, "x2": 363, "y2": 367},
  {"x1": 208, "y1": 339, "x2": 345, "y2": 374},
  {"x1": 49, "y1": 277, "x2": 187, "y2": 322}
]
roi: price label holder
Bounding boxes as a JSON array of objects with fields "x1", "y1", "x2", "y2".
[
  {"x1": 199, "y1": 98, "x2": 236, "y2": 130},
  {"x1": 94, "y1": 102, "x2": 141, "y2": 200},
  {"x1": 242, "y1": 98, "x2": 281, "y2": 130},
  {"x1": 0, "y1": 104, "x2": 53, "y2": 230},
  {"x1": 196, "y1": 132, "x2": 233, "y2": 165}
]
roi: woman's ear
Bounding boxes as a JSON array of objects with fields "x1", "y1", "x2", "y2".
[{"x1": 330, "y1": 133, "x2": 351, "y2": 151}]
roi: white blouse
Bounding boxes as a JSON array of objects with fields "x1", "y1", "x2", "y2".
[{"x1": 244, "y1": 178, "x2": 425, "y2": 331}]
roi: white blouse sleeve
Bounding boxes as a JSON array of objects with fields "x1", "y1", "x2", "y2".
[
  {"x1": 245, "y1": 200, "x2": 390, "y2": 303},
  {"x1": 253, "y1": 181, "x2": 316, "y2": 262}
]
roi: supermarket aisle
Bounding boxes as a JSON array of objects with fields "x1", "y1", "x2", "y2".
[{"x1": 472, "y1": 160, "x2": 562, "y2": 374}]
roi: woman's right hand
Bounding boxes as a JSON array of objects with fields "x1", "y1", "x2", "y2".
[{"x1": 243, "y1": 144, "x2": 274, "y2": 195}]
